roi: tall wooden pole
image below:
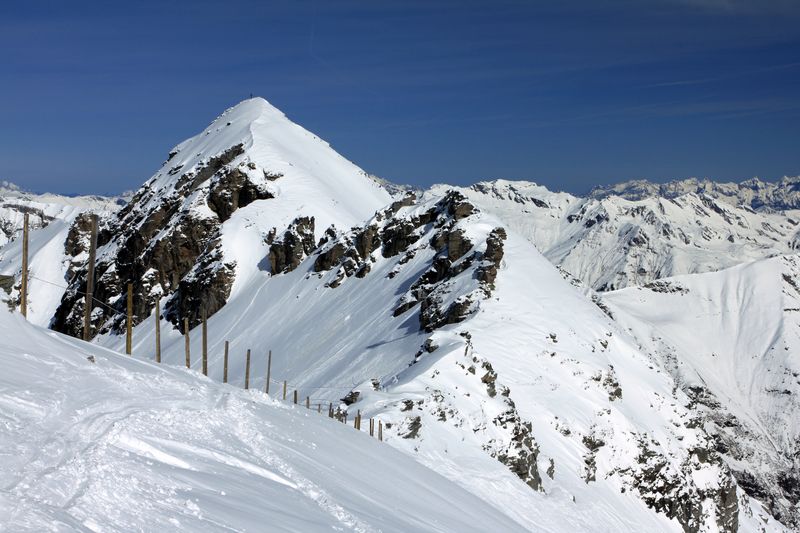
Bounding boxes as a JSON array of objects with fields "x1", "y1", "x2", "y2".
[
  {"x1": 201, "y1": 310, "x2": 208, "y2": 376},
  {"x1": 223, "y1": 340, "x2": 229, "y2": 383},
  {"x1": 184, "y1": 317, "x2": 190, "y2": 368},
  {"x1": 264, "y1": 350, "x2": 272, "y2": 394},
  {"x1": 244, "y1": 349, "x2": 251, "y2": 389},
  {"x1": 20, "y1": 213, "x2": 29, "y2": 318},
  {"x1": 293, "y1": 390, "x2": 298, "y2": 405},
  {"x1": 378, "y1": 421, "x2": 383, "y2": 442},
  {"x1": 125, "y1": 283, "x2": 133, "y2": 355},
  {"x1": 83, "y1": 214, "x2": 97, "y2": 341},
  {"x1": 282, "y1": 380, "x2": 287, "y2": 400},
  {"x1": 154, "y1": 298, "x2": 161, "y2": 363}
]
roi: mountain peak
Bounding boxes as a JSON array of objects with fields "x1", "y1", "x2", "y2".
[{"x1": 213, "y1": 96, "x2": 288, "y2": 129}]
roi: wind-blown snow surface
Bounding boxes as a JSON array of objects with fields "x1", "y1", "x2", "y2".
[
  {"x1": 440, "y1": 180, "x2": 800, "y2": 290},
  {"x1": 0, "y1": 308, "x2": 528, "y2": 532},
  {"x1": 601, "y1": 257, "x2": 800, "y2": 525}
]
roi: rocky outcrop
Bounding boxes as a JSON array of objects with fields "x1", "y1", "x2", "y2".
[
  {"x1": 207, "y1": 164, "x2": 274, "y2": 222},
  {"x1": 618, "y1": 433, "x2": 739, "y2": 533},
  {"x1": 52, "y1": 141, "x2": 279, "y2": 337},
  {"x1": 268, "y1": 217, "x2": 315, "y2": 274}
]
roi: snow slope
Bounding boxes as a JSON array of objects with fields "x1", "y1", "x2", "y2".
[
  {"x1": 602, "y1": 256, "x2": 800, "y2": 525},
  {"x1": 440, "y1": 180, "x2": 800, "y2": 290},
  {"x1": 0, "y1": 307, "x2": 528, "y2": 532}
]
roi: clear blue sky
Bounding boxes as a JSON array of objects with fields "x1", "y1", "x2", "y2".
[{"x1": 1, "y1": 0, "x2": 799, "y2": 195}]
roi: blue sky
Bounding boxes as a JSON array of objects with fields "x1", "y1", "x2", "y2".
[{"x1": 1, "y1": 0, "x2": 798, "y2": 195}]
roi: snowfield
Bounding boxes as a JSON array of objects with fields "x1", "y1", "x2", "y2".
[{"x1": 0, "y1": 308, "x2": 528, "y2": 532}]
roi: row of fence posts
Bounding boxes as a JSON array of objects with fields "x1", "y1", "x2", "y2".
[{"x1": 16, "y1": 212, "x2": 385, "y2": 442}]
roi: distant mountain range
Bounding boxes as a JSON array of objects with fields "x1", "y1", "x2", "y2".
[{"x1": 590, "y1": 176, "x2": 800, "y2": 211}]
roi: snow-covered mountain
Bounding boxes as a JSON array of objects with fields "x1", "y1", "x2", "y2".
[
  {"x1": 0, "y1": 180, "x2": 123, "y2": 247},
  {"x1": 1, "y1": 98, "x2": 797, "y2": 531},
  {"x1": 0, "y1": 307, "x2": 527, "y2": 532},
  {"x1": 591, "y1": 176, "x2": 800, "y2": 212},
  {"x1": 445, "y1": 179, "x2": 800, "y2": 290},
  {"x1": 601, "y1": 257, "x2": 800, "y2": 526},
  {"x1": 44, "y1": 98, "x2": 390, "y2": 338},
  {"x1": 0, "y1": 183, "x2": 124, "y2": 325}
]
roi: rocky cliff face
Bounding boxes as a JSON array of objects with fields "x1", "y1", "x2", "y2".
[{"x1": 49, "y1": 97, "x2": 391, "y2": 340}]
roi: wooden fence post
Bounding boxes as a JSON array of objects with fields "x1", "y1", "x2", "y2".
[
  {"x1": 370, "y1": 418, "x2": 374, "y2": 437},
  {"x1": 378, "y1": 421, "x2": 383, "y2": 441},
  {"x1": 328, "y1": 403, "x2": 333, "y2": 418},
  {"x1": 154, "y1": 298, "x2": 161, "y2": 363},
  {"x1": 184, "y1": 318, "x2": 191, "y2": 368},
  {"x1": 125, "y1": 283, "x2": 133, "y2": 355},
  {"x1": 265, "y1": 350, "x2": 272, "y2": 394},
  {"x1": 83, "y1": 214, "x2": 97, "y2": 341},
  {"x1": 354, "y1": 411, "x2": 360, "y2": 430},
  {"x1": 306, "y1": 396, "x2": 310, "y2": 409},
  {"x1": 282, "y1": 380, "x2": 287, "y2": 400},
  {"x1": 223, "y1": 340, "x2": 229, "y2": 383},
  {"x1": 293, "y1": 390, "x2": 298, "y2": 405},
  {"x1": 245, "y1": 349, "x2": 251, "y2": 389},
  {"x1": 20, "y1": 213, "x2": 28, "y2": 318},
  {"x1": 317, "y1": 403, "x2": 321, "y2": 413},
  {"x1": 201, "y1": 310, "x2": 208, "y2": 376}
]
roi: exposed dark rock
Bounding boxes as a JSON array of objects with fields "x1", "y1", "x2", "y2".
[
  {"x1": 420, "y1": 290, "x2": 476, "y2": 332},
  {"x1": 447, "y1": 229, "x2": 472, "y2": 262},
  {"x1": 175, "y1": 144, "x2": 245, "y2": 193},
  {"x1": 268, "y1": 217, "x2": 315, "y2": 274},
  {"x1": 314, "y1": 242, "x2": 346, "y2": 272},
  {"x1": 354, "y1": 224, "x2": 381, "y2": 260},
  {"x1": 381, "y1": 219, "x2": 422, "y2": 258},
  {"x1": 402, "y1": 416, "x2": 422, "y2": 439},
  {"x1": 480, "y1": 361, "x2": 498, "y2": 398},
  {"x1": 207, "y1": 166, "x2": 274, "y2": 222},
  {"x1": 341, "y1": 390, "x2": 360, "y2": 405},
  {"x1": 477, "y1": 227, "x2": 506, "y2": 290},
  {"x1": 493, "y1": 408, "x2": 543, "y2": 491}
]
